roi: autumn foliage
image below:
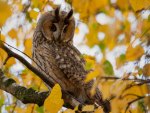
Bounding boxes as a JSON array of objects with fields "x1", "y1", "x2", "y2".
[{"x1": 0, "y1": 0, "x2": 150, "y2": 113}]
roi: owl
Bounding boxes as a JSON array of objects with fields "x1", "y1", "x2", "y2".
[{"x1": 32, "y1": 7, "x2": 110, "y2": 112}]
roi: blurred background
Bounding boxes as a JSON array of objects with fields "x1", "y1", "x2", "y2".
[{"x1": 0, "y1": 0, "x2": 150, "y2": 113}]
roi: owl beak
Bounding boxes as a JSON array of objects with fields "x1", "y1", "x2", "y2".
[
  {"x1": 54, "y1": 32, "x2": 61, "y2": 42},
  {"x1": 58, "y1": 32, "x2": 65, "y2": 43},
  {"x1": 58, "y1": 34, "x2": 61, "y2": 41}
]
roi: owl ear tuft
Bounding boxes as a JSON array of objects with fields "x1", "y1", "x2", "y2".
[
  {"x1": 64, "y1": 9, "x2": 73, "y2": 24},
  {"x1": 55, "y1": 6, "x2": 60, "y2": 21},
  {"x1": 66, "y1": 9, "x2": 73, "y2": 19}
]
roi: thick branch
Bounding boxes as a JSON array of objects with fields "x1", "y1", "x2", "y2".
[
  {"x1": 0, "y1": 69, "x2": 49, "y2": 106},
  {"x1": 0, "y1": 43, "x2": 54, "y2": 87},
  {"x1": 0, "y1": 42, "x2": 80, "y2": 108}
]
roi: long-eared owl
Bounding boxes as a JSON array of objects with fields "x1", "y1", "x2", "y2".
[{"x1": 32, "y1": 7, "x2": 109, "y2": 111}]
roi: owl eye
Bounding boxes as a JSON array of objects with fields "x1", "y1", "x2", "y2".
[{"x1": 50, "y1": 24, "x2": 57, "y2": 32}]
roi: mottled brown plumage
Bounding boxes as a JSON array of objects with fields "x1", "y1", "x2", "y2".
[{"x1": 32, "y1": 7, "x2": 109, "y2": 111}]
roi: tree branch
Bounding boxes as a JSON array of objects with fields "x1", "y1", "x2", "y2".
[
  {"x1": 100, "y1": 76, "x2": 150, "y2": 83},
  {"x1": 0, "y1": 42, "x2": 54, "y2": 87},
  {"x1": 0, "y1": 69, "x2": 49, "y2": 106},
  {"x1": 0, "y1": 41, "x2": 80, "y2": 108},
  {"x1": 125, "y1": 96, "x2": 145, "y2": 113}
]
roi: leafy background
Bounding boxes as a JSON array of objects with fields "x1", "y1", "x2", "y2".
[{"x1": 0, "y1": 0, "x2": 150, "y2": 113}]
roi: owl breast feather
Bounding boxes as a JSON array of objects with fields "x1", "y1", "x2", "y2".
[{"x1": 49, "y1": 42, "x2": 88, "y2": 86}]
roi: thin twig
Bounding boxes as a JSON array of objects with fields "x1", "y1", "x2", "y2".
[
  {"x1": 122, "y1": 82, "x2": 146, "y2": 94},
  {"x1": 125, "y1": 96, "x2": 145, "y2": 113},
  {"x1": 0, "y1": 40, "x2": 32, "y2": 61},
  {"x1": 3, "y1": 56, "x2": 11, "y2": 65},
  {"x1": 22, "y1": 0, "x2": 31, "y2": 13},
  {"x1": 11, "y1": 101, "x2": 17, "y2": 113},
  {"x1": 121, "y1": 93, "x2": 142, "y2": 99},
  {"x1": 140, "y1": 26, "x2": 150, "y2": 39},
  {"x1": 100, "y1": 76, "x2": 150, "y2": 83}
]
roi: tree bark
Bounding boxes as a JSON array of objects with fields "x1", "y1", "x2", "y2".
[{"x1": 0, "y1": 69, "x2": 49, "y2": 106}]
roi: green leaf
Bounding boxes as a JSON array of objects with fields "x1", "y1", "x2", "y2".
[
  {"x1": 98, "y1": 42, "x2": 106, "y2": 52},
  {"x1": 36, "y1": 106, "x2": 44, "y2": 113},
  {"x1": 138, "y1": 100, "x2": 145, "y2": 113},
  {"x1": 92, "y1": 23, "x2": 98, "y2": 30},
  {"x1": 103, "y1": 60, "x2": 114, "y2": 76},
  {"x1": 5, "y1": 106, "x2": 13, "y2": 112},
  {"x1": 120, "y1": 54, "x2": 126, "y2": 61},
  {"x1": 84, "y1": 55, "x2": 95, "y2": 71},
  {"x1": 0, "y1": 98, "x2": 4, "y2": 106}
]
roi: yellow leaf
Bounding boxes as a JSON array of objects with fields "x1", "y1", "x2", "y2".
[
  {"x1": 0, "y1": 48, "x2": 7, "y2": 62},
  {"x1": 15, "y1": 107, "x2": 26, "y2": 113},
  {"x1": 126, "y1": 45, "x2": 144, "y2": 61},
  {"x1": 25, "y1": 105, "x2": 35, "y2": 113},
  {"x1": 109, "y1": 80, "x2": 147, "y2": 113},
  {"x1": 84, "y1": 55, "x2": 96, "y2": 70},
  {"x1": 29, "y1": 10, "x2": 39, "y2": 20},
  {"x1": 44, "y1": 84, "x2": 64, "y2": 113},
  {"x1": 72, "y1": 0, "x2": 108, "y2": 20},
  {"x1": 25, "y1": 38, "x2": 32, "y2": 49},
  {"x1": 110, "y1": 80, "x2": 133, "y2": 97},
  {"x1": 24, "y1": 38, "x2": 32, "y2": 57},
  {"x1": 8, "y1": 29, "x2": 17, "y2": 39},
  {"x1": 15, "y1": 105, "x2": 35, "y2": 113},
  {"x1": 82, "y1": 105, "x2": 94, "y2": 112},
  {"x1": 85, "y1": 64, "x2": 104, "y2": 82},
  {"x1": 85, "y1": 69, "x2": 99, "y2": 83},
  {"x1": 86, "y1": 17, "x2": 100, "y2": 46},
  {"x1": 16, "y1": 3, "x2": 23, "y2": 11},
  {"x1": 90, "y1": 0, "x2": 108, "y2": 14},
  {"x1": 107, "y1": 37, "x2": 116, "y2": 50},
  {"x1": 125, "y1": 84, "x2": 148, "y2": 98},
  {"x1": 129, "y1": 0, "x2": 150, "y2": 11},
  {"x1": 63, "y1": 109, "x2": 75, "y2": 113},
  {"x1": 32, "y1": 0, "x2": 46, "y2": 10},
  {"x1": 142, "y1": 63, "x2": 150, "y2": 76},
  {"x1": 0, "y1": 1, "x2": 12, "y2": 27},
  {"x1": 0, "y1": 34, "x2": 5, "y2": 41},
  {"x1": 6, "y1": 57, "x2": 16, "y2": 67},
  {"x1": 94, "y1": 107, "x2": 103, "y2": 113},
  {"x1": 117, "y1": 0, "x2": 129, "y2": 10},
  {"x1": 75, "y1": 27, "x2": 79, "y2": 34},
  {"x1": 99, "y1": 81, "x2": 113, "y2": 99}
]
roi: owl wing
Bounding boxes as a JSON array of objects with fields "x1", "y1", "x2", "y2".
[{"x1": 48, "y1": 43, "x2": 89, "y2": 88}]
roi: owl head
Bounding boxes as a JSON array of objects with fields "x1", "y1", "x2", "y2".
[{"x1": 37, "y1": 7, "x2": 75, "y2": 43}]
